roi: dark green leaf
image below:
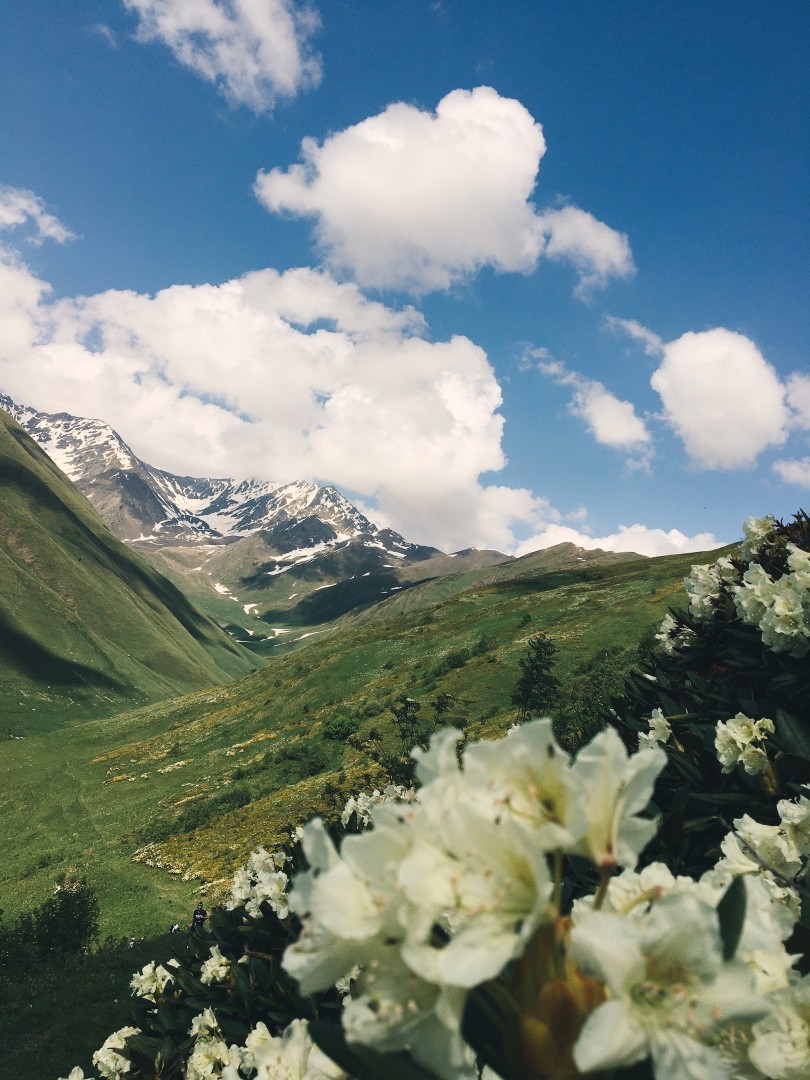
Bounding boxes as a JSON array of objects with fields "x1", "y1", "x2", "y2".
[
  {"x1": 775, "y1": 709, "x2": 810, "y2": 761},
  {"x1": 309, "y1": 1021, "x2": 440, "y2": 1080},
  {"x1": 717, "y1": 876, "x2": 747, "y2": 961},
  {"x1": 462, "y1": 979, "x2": 523, "y2": 1080}
]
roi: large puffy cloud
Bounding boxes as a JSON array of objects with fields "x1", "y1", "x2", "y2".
[
  {"x1": 535, "y1": 356, "x2": 651, "y2": 465},
  {"x1": 515, "y1": 522, "x2": 722, "y2": 559},
  {"x1": 255, "y1": 87, "x2": 634, "y2": 293},
  {"x1": 0, "y1": 249, "x2": 561, "y2": 551},
  {"x1": 650, "y1": 329, "x2": 790, "y2": 469},
  {"x1": 122, "y1": 0, "x2": 321, "y2": 112}
]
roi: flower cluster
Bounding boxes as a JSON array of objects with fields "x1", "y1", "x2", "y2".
[
  {"x1": 92, "y1": 1026, "x2": 140, "y2": 1079},
  {"x1": 679, "y1": 515, "x2": 810, "y2": 658},
  {"x1": 339, "y1": 783, "x2": 415, "y2": 828},
  {"x1": 282, "y1": 719, "x2": 670, "y2": 1077},
  {"x1": 715, "y1": 713, "x2": 775, "y2": 775},
  {"x1": 638, "y1": 707, "x2": 672, "y2": 750},
  {"x1": 129, "y1": 958, "x2": 179, "y2": 1002},
  {"x1": 226, "y1": 846, "x2": 290, "y2": 919},
  {"x1": 200, "y1": 944, "x2": 232, "y2": 986},
  {"x1": 184, "y1": 1011, "x2": 344, "y2": 1080}
]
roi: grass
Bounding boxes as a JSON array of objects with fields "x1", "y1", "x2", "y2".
[
  {"x1": 0, "y1": 540, "x2": 727, "y2": 938},
  {"x1": 0, "y1": 934, "x2": 194, "y2": 1080}
]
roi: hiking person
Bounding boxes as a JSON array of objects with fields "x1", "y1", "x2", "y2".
[{"x1": 190, "y1": 902, "x2": 207, "y2": 933}]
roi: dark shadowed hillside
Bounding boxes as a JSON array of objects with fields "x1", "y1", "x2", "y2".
[{"x1": 0, "y1": 410, "x2": 257, "y2": 733}]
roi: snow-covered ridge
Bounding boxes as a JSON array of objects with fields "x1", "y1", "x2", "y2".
[{"x1": 0, "y1": 394, "x2": 395, "y2": 548}]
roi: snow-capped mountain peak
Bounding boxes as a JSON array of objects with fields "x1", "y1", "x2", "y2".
[{"x1": 0, "y1": 394, "x2": 396, "y2": 550}]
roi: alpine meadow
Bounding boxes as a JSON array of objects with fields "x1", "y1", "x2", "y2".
[{"x1": 1, "y1": 3, "x2": 809, "y2": 1080}]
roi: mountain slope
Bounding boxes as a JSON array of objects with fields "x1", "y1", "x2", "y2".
[
  {"x1": 0, "y1": 409, "x2": 257, "y2": 733},
  {"x1": 0, "y1": 536, "x2": 729, "y2": 939}
]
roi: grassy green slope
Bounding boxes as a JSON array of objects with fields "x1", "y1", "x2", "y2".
[
  {"x1": 0, "y1": 540, "x2": 727, "y2": 941},
  {"x1": 0, "y1": 410, "x2": 258, "y2": 733}
]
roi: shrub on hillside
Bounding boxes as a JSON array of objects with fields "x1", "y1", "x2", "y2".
[
  {"x1": 0, "y1": 877, "x2": 99, "y2": 966},
  {"x1": 611, "y1": 511, "x2": 810, "y2": 880}
]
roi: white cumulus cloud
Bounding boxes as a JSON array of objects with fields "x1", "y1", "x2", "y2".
[
  {"x1": 515, "y1": 522, "x2": 723, "y2": 559},
  {"x1": 538, "y1": 207, "x2": 634, "y2": 293},
  {"x1": 0, "y1": 249, "x2": 560, "y2": 552},
  {"x1": 255, "y1": 86, "x2": 634, "y2": 293},
  {"x1": 122, "y1": 0, "x2": 321, "y2": 112},
  {"x1": 650, "y1": 328, "x2": 790, "y2": 469}
]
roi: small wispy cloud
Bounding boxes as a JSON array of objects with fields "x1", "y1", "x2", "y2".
[
  {"x1": 531, "y1": 350, "x2": 652, "y2": 469},
  {"x1": 122, "y1": 0, "x2": 322, "y2": 114},
  {"x1": 605, "y1": 314, "x2": 664, "y2": 356},
  {"x1": 0, "y1": 186, "x2": 75, "y2": 246},
  {"x1": 91, "y1": 23, "x2": 119, "y2": 49}
]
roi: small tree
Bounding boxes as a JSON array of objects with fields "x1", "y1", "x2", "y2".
[{"x1": 511, "y1": 632, "x2": 561, "y2": 721}]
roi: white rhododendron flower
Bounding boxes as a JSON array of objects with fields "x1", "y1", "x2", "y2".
[
  {"x1": 715, "y1": 713, "x2": 774, "y2": 774},
  {"x1": 787, "y1": 542, "x2": 810, "y2": 587},
  {"x1": 187, "y1": 1034, "x2": 236, "y2": 1080},
  {"x1": 200, "y1": 944, "x2": 232, "y2": 985},
  {"x1": 282, "y1": 719, "x2": 666, "y2": 1076},
  {"x1": 242, "y1": 1018, "x2": 347, "y2": 1080},
  {"x1": 92, "y1": 1026, "x2": 140, "y2": 1079},
  {"x1": 189, "y1": 1007, "x2": 220, "y2": 1037},
  {"x1": 685, "y1": 556, "x2": 738, "y2": 618},
  {"x1": 130, "y1": 958, "x2": 178, "y2": 1001},
  {"x1": 568, "y1": 726, "x2": 666, "y2": 868},
  {"x1": 654, "y1": 612, "x2": 696, "y2": 654},
  {"x1": 340, "y1": 784, "x2": 415, "y2": 827},
  {"x1": 227, "y1": 846, "x2": 290, "y2": 919},
  {"x1": 748, "y1": 975, "x2": 810, "y2": 1079},
  {"x1": 778, "y1": 790, "x2": 810, "y2": 857},
  {"x1": 740, "y1": 515, "x2": 777, "y2": 560},
  {"x1": 638, "y1": 707, "x2": 672, "y2": 750},
  {"x1": 733, "y1": 558, "x2": 810, "y2": 658},
  {"x1": 570, "y1": 892, "x2": 768, "y2": 1076}
]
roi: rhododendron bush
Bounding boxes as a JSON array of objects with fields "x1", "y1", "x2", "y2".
[{"x1": 61, "y1": 513, "x2": 810, "y2": 1080}]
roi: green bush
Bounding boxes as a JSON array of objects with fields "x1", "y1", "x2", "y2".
[
  {"x1": 0, "y1": 877, "x2": 99, "y2": 966},
  {"x1": 323, "y1": 715, "x2": 357, "y2": 741}
]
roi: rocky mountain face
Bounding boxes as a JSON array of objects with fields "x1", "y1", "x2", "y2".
[
  {"x1": 1, "y1": 395, "x2": 511, "y2": 637},
  {"x1": 1, "y1": 394, "x2": 389, "y2": 544}
]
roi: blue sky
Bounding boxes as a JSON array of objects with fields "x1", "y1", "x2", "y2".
[{"x1": 0, "y1": 0, "x2": 808, "y2": 555}]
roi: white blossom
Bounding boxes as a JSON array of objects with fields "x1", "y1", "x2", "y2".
[
  {"x1": 130, "y1": 959, "x2": 178, "y2": 1001},
  {"x1": 748, "y1": 976, "x2": 810, "y2": 1079},
  {"x1": 715, "y1": 714, "x2": 774, "y2": 774},
  {"x1": 227, "y1": 846, "x2": 289, "y2": 919},
  {"x1": 740, "y1": 515, "x2": 777, "y2": 560},
  {"x1": 200, "y1": 944, "x2": 232, "y2": 986},
  {"x1": 639, "y1": 707, "x2": 672, "y2": 750},
  {"x1": 92, "y1": 1026, "x2": 139, "y2": 1079},
  {"x1": 571, "y1": 893, "x2": 768, "y2": 1077}
]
